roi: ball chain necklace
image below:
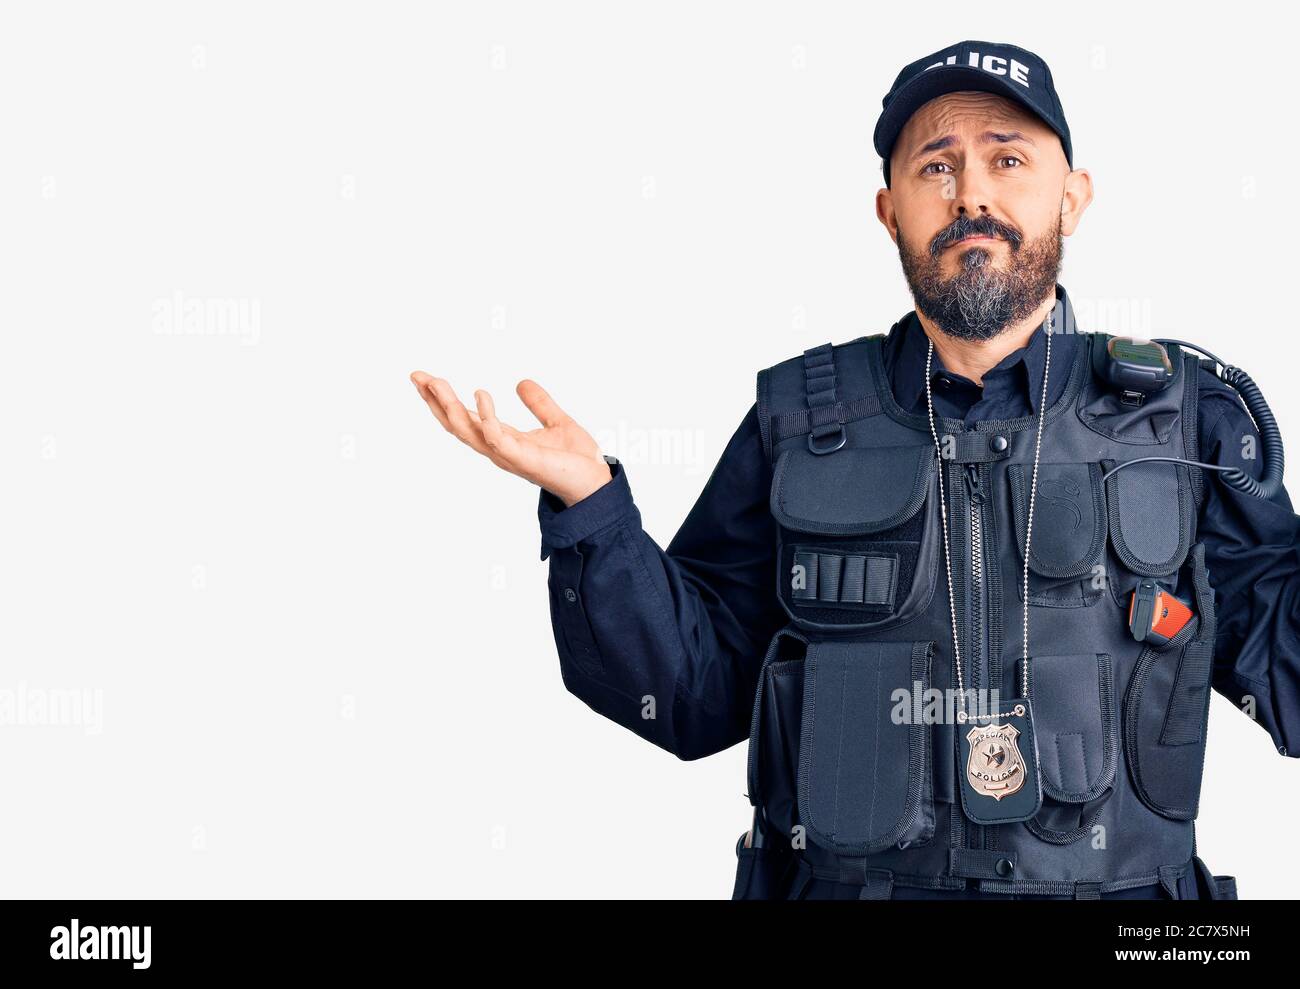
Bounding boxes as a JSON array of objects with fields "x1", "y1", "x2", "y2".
[{"x1": 923, "y1": 311, "x2": 1053, "y2": 825}]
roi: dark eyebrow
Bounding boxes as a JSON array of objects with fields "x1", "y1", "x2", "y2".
[
  {"x1": 984, "y1": 130, "x2": 1036, "y2": 148},
  {"x1": 907, "y1": 130, "x2": 1038, "y2": 163}
]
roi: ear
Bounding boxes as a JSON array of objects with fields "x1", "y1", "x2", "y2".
[
  {"x1": 876, "y1": 186, "x2": 900, "y2": 245},
  {"x1": 1059, "y1": 167, "x2": 1093, "y2": 237}
]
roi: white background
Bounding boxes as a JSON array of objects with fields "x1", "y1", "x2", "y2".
[{"x1": 2, "y1": 2, "x2": 1297, "y2": 898}]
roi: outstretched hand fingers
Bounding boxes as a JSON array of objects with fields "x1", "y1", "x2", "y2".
[
  {"x1": 517, "y1": 379, "x2": 570, "y2": 429},
  {"x1": 422, "y1": 377, "x2": 499, "y2": 459},
  {"x1": 410, "y1": 372, "x2": 536, "y2": 475},
  {"x1": 475, "y1": 389, "x2": 537, "y2": 475},
  {"x1": 411, "y1": 372, "x2": 455, "y2": 432}
]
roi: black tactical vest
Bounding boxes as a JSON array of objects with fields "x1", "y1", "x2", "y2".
[{"x1": 736, "y1": 299, "x2": 1239, "y2": 900}]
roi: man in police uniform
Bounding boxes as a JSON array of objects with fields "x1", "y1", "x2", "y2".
[{"x1": 411, "y1": 41, "x2": 1300, "y2": 899}]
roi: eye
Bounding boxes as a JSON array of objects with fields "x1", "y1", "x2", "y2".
[
  {"x1": 921, "y1": 161, "x2": 954, "y2": 175},
  {"x1": 997, "y1": 155, "x2": 1023, "y2": 168}
]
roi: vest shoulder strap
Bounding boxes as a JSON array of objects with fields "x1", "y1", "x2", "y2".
[
  {"x1": 1181, "y1": 348, "x2": 1205, "y2": 524},
  {"x1": 756, "y1": 335, "x2": 885, "y2": 464}
]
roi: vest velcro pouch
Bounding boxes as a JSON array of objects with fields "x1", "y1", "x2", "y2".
[
  {"x1": 796, "y1": 639, "x2": 936, "y2": 855},
  {"x1": 1124, "y1": 542, "x2": 1218, "y2": 820},
  {"x1": 1008, "y1": 461, "x2": 1109, "y2": 608},
  {"x1": 746, "y1": 628, "x2": 807, "y2": 840},
  {"x1": 771, "y1": 444, "x2": 939, "y2": 632},
  {"x1": 1019, "y1": 653, "x2": 1119, "y2": 844},
  {"x1": 1103, "y1": 458, "x2": 1196, "y2": 603}
]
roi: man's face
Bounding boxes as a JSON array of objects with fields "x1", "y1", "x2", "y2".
[{"x1": 878, "y1": 91, "x2": 1076, "y2": 341}]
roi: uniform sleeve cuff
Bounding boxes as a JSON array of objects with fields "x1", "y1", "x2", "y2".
[{"x1": 538, "y1": 458, "x2": 634, "y2": 560}]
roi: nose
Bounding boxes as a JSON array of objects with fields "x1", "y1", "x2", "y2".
[{"x1": 949, "y1": 168, "x2": 994, "y2": 220}]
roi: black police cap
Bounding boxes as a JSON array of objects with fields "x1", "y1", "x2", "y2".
[{"x1": 873, "y1": 40, "x2": 1073, "y2": 186}]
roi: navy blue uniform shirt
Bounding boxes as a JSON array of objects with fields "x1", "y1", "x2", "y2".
[{"x1": 538, "y1": 288, "x2": 1300, "y2": 761}]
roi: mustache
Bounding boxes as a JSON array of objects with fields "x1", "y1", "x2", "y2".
[{"x1": 930, "y1": 215, "x2": 1023, "y2": 258}]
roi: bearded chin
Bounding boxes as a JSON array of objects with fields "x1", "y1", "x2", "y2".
[{"x1": 898, "y1": 227, "x2": 1063, "y2": 342}]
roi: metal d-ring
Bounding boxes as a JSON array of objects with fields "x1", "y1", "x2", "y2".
[{"x1": 807, "y1": 425, "x2": 847, "y2": 455}]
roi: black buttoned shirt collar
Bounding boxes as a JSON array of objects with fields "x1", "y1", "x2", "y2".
[{"x1": 883, "y1": 284, "x2": 1079, "y2": 425}]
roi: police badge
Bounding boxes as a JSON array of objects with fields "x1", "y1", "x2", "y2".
[
  {"x1": 957, "y1": 699, "x2": 1043, "y2": 824},
  {"x1": 966, "y1": 720, "x2": 1026, "y2": 800}
]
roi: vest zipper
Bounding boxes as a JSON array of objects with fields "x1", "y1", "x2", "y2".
[
  {"x1": 965, "y1": 463, "x2": 986, "y2": 690},
  {"x1": 964, "y1": 461, "x2": 988, "y2": 851}
]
